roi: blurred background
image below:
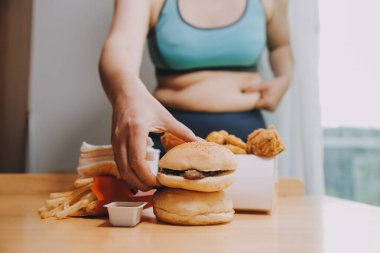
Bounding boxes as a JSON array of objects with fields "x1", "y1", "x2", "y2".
[
  {"x1": 1, "y1": 0, "x2": 379, "y2": 206},
  {"x1": 319, "y1": 0, "x2": 380, "y2": 206}
]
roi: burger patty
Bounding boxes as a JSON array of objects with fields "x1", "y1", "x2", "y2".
[{"x1": 159, "y1": 168, "x2": 227, "y2": 180}]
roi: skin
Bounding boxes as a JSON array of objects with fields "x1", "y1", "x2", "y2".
[{"x1": 99, "y1": 0, "x2": 293, "y2": 191}]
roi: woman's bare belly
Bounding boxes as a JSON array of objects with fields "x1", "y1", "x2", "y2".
[{"x1": 154, "y1": 71, "x2": 262, "y2": 113}]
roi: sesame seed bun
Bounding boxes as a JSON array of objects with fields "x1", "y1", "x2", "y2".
[
  {"x1": 158, "y1": 142, "x2": 237, "y2": 172},
  {"x1": 157, "y1": 142, "x2": 237, "y2": 192}
]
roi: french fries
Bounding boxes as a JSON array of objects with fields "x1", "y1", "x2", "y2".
[
  {"x1": 74, "y1": 177, "x2": 94, "y2": 188},
  {"x1": 85, "y1": 200, "x2": 98, "y2": 215},
  {"x1": 49, "y1": 191, "x2": 73, "y2": 199},
  {"x1": 45, "y1": 197, "x2": 66, "y2": 207},
  {"x1": 40, "y1": 205, "x2": 64, "y2": 219},
  {"x1": 68, "y1": 184, "x2": 92, "y2": 205},
  {"x1": 38, "y1": 177, "x2": 99, "y2": 219},
  {"x1": 55, "y1": 199, "x2": 88, "y2": 219}
]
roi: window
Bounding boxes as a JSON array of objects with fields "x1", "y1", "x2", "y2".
[{"x1": 319, "y1": 0, "x2": 380, "y2": 205}]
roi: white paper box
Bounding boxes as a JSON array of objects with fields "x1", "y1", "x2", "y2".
[
  {"x1": 225, "y1": 155, "x2": 277, "y2": 212},
  {"x1": 147, "y1": 148, "x2": 160, "y2": 174}
]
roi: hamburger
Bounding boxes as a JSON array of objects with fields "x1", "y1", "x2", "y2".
[
  {"x1": 153, "y1": 188, "x2": 234, "y2": 225},
  {"x1": 157, "y1": 142, "x2": 237, "y2": 192}
]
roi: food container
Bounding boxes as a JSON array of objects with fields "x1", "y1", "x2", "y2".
[
  {"x1": 225, "y1": 155, "x2": 277, "y2": 212},
  {"x1": 104, "y1": 202, "x2": 147, "y2": 227}
]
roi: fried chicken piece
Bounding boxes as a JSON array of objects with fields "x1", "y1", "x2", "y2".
[
  {"x1": 205, "y1": 130, "x2": 229, "y2": 144},
  {"x1": 225, "y1": 134, "x2": 247, "y2": 150},
  {"x1": 206, "y1": 131, "x2": 224, "y2": 144},
  {"x1": 218, "y1": 130, "x2": 229, "y2": 138},
  {"x1": 246, "y1": 125, "x2": 285, "y2": 157},
  {"x1": 224, "y1": 144, "x2": 247, "y2": 155},
  {"x1": 160, "y1": 132, "x2": 185, "y2": 151}
]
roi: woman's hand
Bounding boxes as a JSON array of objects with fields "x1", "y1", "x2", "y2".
[
  {"x1": 243, "y1": 76, "x2": 290, "y2": 112},
  {"x1": 111, "y1": 88, "x2": 197, "y2": 192},
  {"x1": 98, "y1": 0, "x2": 198, "y2": 192}
]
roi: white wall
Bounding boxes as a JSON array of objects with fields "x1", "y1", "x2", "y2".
[{"x1": 28, "y1": 0, "x2": 156, "y2": 173}]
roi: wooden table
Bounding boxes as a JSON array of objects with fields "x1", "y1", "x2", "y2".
[{"x1": 1, "y1": 174, "x2": 380, "y2": 253}]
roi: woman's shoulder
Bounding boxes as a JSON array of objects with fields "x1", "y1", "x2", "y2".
[{"x1": 260, "y1": 0, "x2": 288, "y2": 23}]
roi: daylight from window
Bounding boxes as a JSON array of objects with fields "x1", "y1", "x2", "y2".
[{"x1": 319, "y1": 0, "x2": 380, "y2": 205}]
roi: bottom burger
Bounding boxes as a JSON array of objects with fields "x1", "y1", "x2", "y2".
[{"x1": 153, "y1": 188, "x2": 234, "y2": 226}]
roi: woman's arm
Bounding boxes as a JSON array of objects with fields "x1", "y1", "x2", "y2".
[
  {"x1": 245, "y1": 0, "x2": 293, "y2": 112},
  {"x1": 267, "y1": 0, "x2": 292, "y2": 82},
  {"x1": 100, "y1": 0, "x2": 150, "y2": 101},
  {"x1": 99, "y1": 0, "x2": 197, "y2": 191}
]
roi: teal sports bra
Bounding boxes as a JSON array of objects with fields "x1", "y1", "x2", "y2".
[{"x1": 148, "y1": 0, "x2": 266, "y2": 75}]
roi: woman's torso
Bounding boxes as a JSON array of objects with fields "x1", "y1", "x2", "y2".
[{"x1": 148, "y1": 0, "x2": 270, "y2": 113}]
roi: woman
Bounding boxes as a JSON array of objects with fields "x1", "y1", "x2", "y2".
[{"x1": 99, "y1": 0, "x2": 292, "y2": 191}]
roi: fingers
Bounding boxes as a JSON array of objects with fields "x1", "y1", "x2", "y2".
[
  {"x1": 240, "y1": 91, "x2": 261, "y2": 104},
  {"x1": 255, "y1": 99, "x2": 266, "y2": 109},
  {"x1": 112, "y1": 135, "x2": 152, "y2": 192},
  {"x1": 241, "y1": 81, "x2": 273, "y2": 110},
  {"x1": 111, "y1": 104, "x2": 197, "y2": 192},
  {"x1": 243, "y1": 82, "x2": 271, "y2": 93},
  {"x1": 127, "y1": 123, "x2": 158, "y2": 190},
  {"x1": 255, "y1": 97, "x2": 276, "y2": 112},
  {"x1": 165, "y1": 117, "x2": 197, "y2": 142}
]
